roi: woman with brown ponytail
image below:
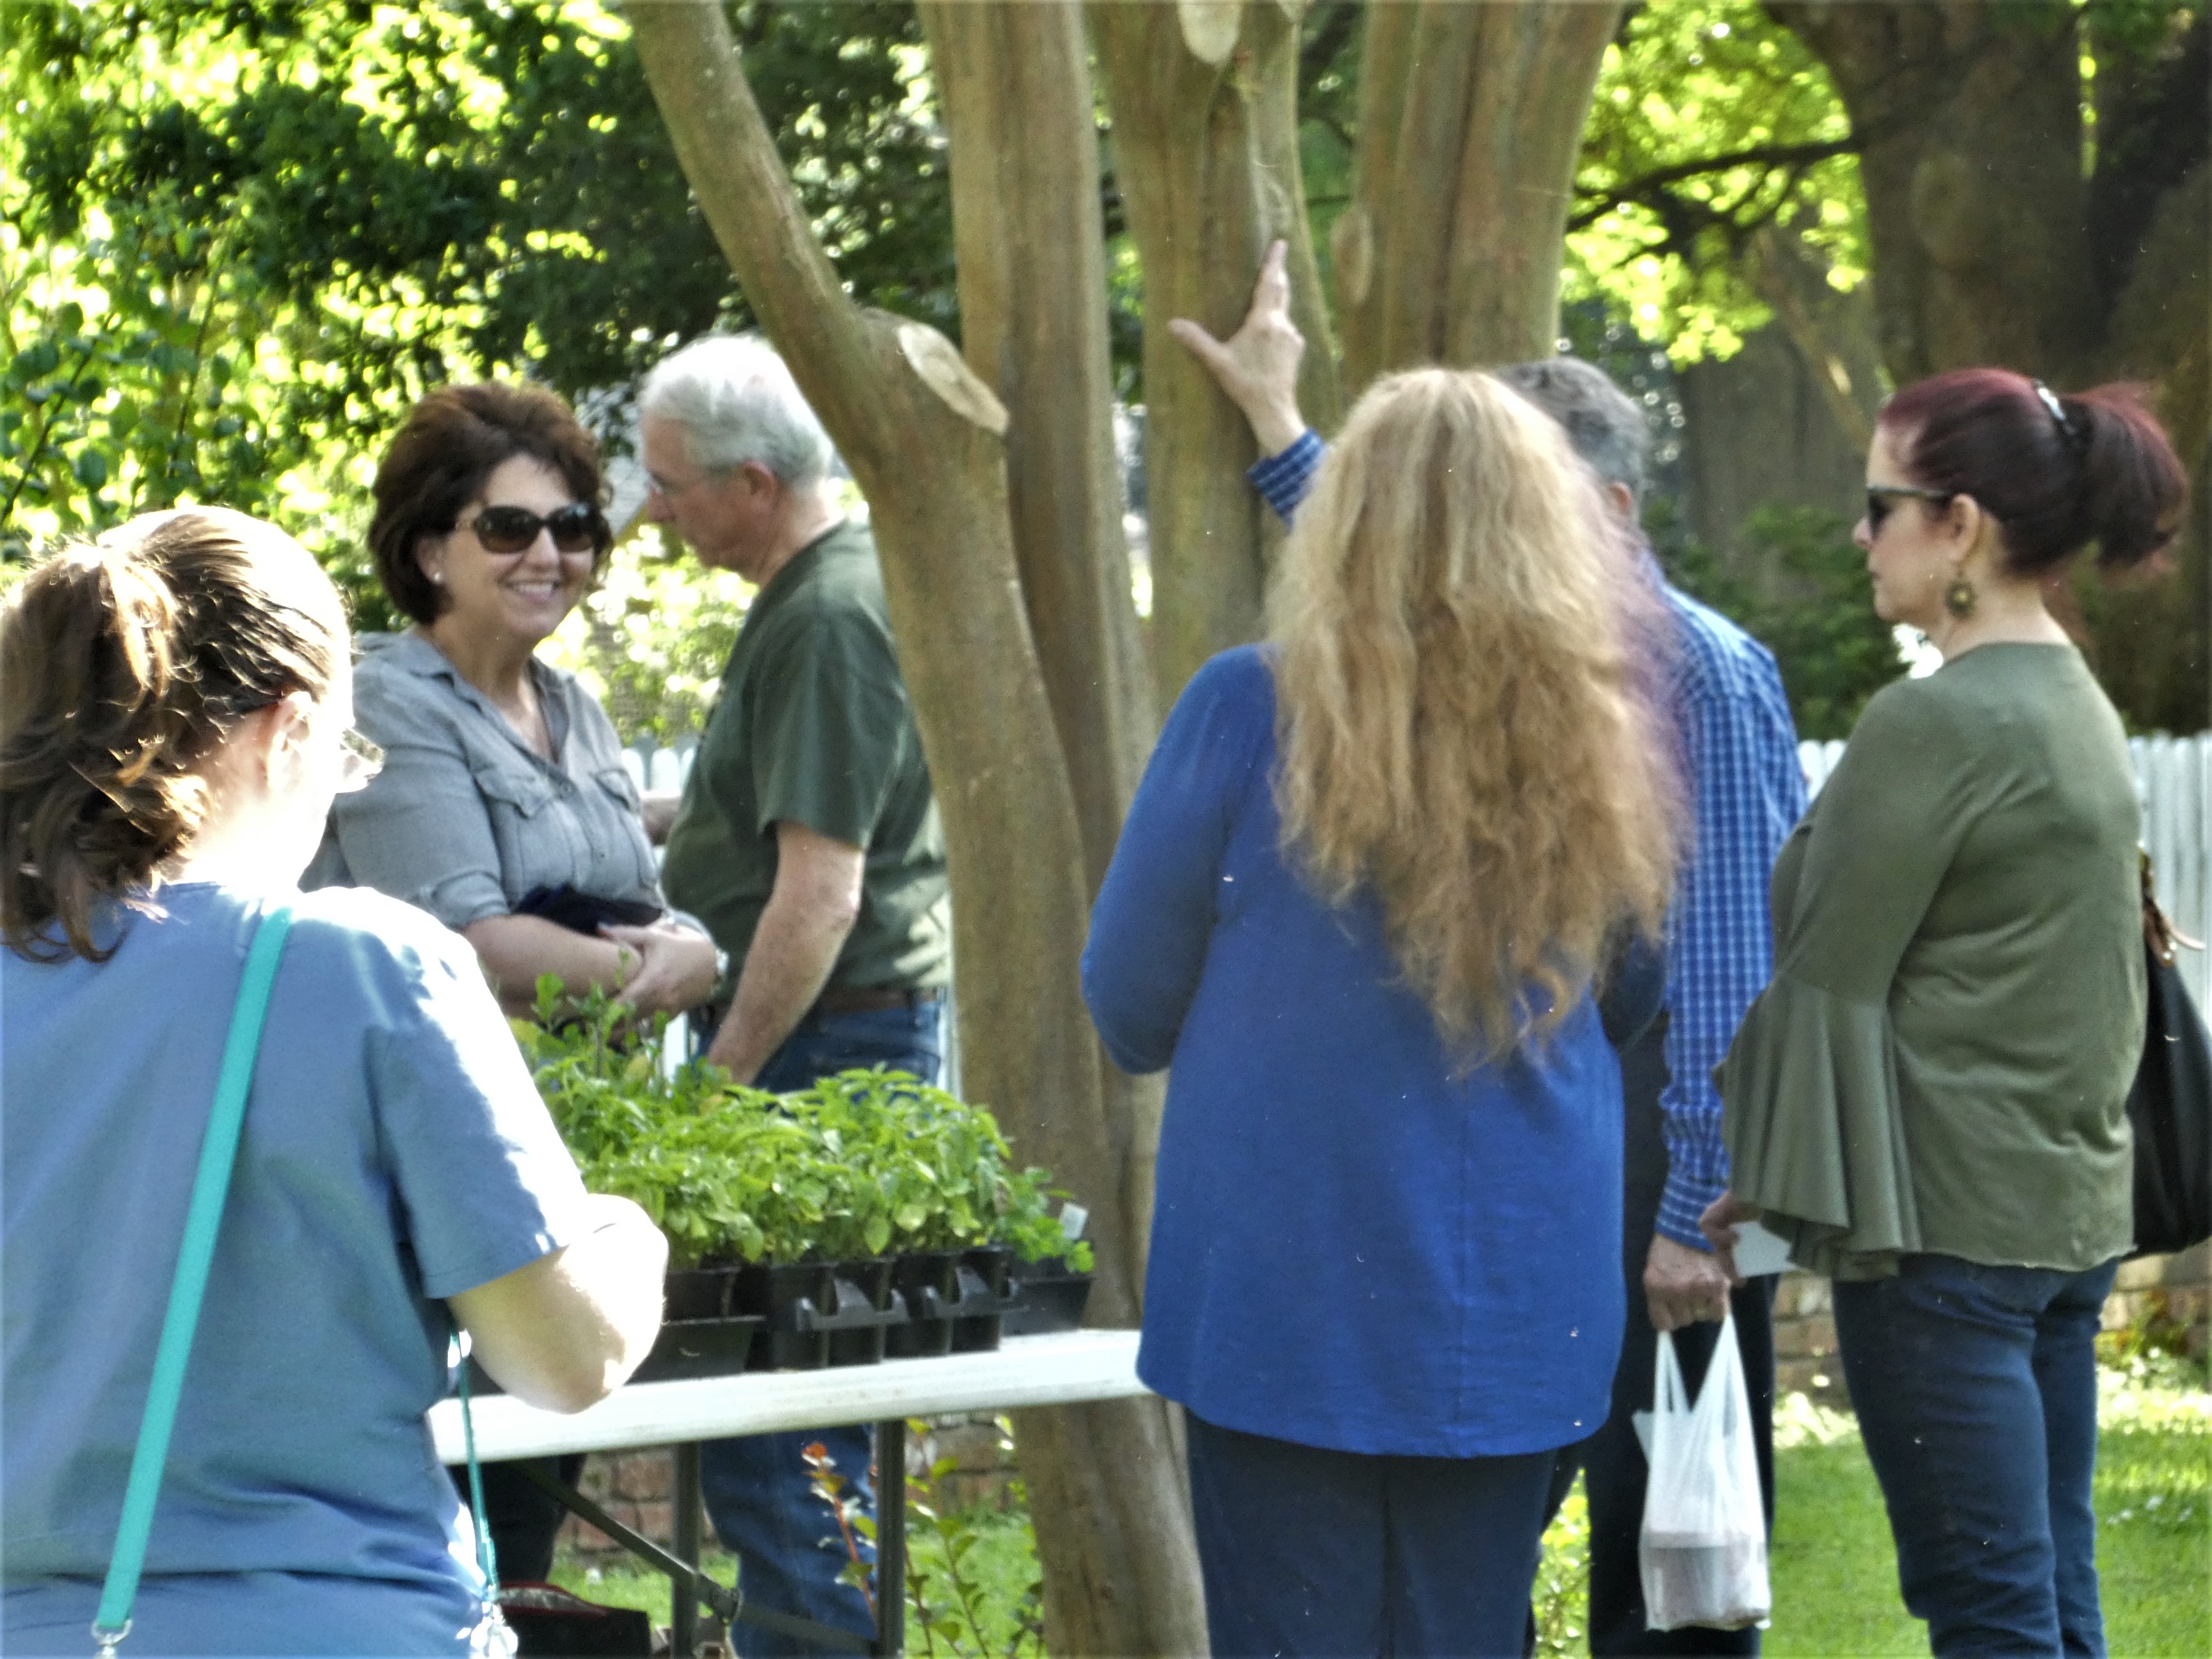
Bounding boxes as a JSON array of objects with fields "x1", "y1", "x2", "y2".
[
  {"x1": 0, "y1": 509, "x2": 666, "y2": 1654},
  {"x1": 1705, "y1": 370, "x2": 2190, "y2": 1658}
]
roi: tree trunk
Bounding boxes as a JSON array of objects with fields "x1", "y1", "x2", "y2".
[
  {"x1": 625, "y1": 7, "x2": 1205, "y2": 1651},
  {"x1": 1775, "y1": 0, "x2": 2208, "y2": 728},
  {"x1": 917, "y1": 0, "x2": 1153, "y2": 894},
  {"x1": 1332, "y1": 0, "x2": 1623, "y2": 389},
  {"x1": 1091, "y1": 0, "x2": 1344, "y2": 711},
  {"x1": 1771, "y1": 1, "x2": 2098, "y2": 383},
  {"x1": 915, "y1": 0, "x2": 1184, "y2": 1578}
]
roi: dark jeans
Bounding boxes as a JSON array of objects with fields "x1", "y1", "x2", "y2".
[
  {"x1": 1186, "y1": 1410, "x2": 1557, "y2": 1658},
  {"x1": 698, "y1": 998, "x2": 946, "y2": 1658},
  {"x1": 1544, "y1": 1017, "x2": 1777, "y2": 1657},
  {"x1": 1834, "y1": 1253, "x2": 2120, "y2": 1659}
]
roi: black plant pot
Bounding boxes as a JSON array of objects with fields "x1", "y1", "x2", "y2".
[
  {"x1": 663, "y1": 1265, "x2": 741, "y2": 1322},
  {"x1": 732, "y1": 1262, "x2": 837, "y2": 1371},
  {"x1": 1003, "y1": 1254, "x2": 1094, "y2": 1336},
  {"x1": 632, "y1": 1315, "x2": 764, "y2": 1384},
  {"x1": 815, "y1": 1257, "x2": 902, "y2": 1368},
  {"x1": 885, "y1": 1251, "x2": 960, "y2": 1359},
  {"x1": 950, "y1": 1245, "x2": 1018, "y2": 1354}
]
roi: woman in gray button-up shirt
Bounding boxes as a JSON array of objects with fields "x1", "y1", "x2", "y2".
[{"x1": 321, "y1": 383, "x2": 717, "y2": 1020}]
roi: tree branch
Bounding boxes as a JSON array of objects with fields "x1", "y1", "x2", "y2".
[{"x1": 1569, "y1": 135, "x2": 1859, "y2": 233}]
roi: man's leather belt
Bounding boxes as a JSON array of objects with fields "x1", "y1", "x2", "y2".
[
  {"x1": 693, "y1": 984, "x2": 943, "y2": 1035},
  {"x1": 813, "y1": 984, "x2": 944, "y2": 1016}
]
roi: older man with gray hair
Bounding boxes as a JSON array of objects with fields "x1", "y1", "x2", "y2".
[
  {"x1": 1176, "y1": 246, "x2": 1806, "y2": 1656},
  {"x1": 641, "y1": 334, "x2": 950, "y2": 1656}
]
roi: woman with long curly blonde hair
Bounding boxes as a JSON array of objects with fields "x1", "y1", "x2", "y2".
[{"x1": 1084, "y1": 367, "x2": 1682, "y2": 1658}]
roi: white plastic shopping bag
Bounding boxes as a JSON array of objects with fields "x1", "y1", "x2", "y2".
[{"x1": 1639, "y1": 1311, "x2": 1771, "y2": 1631}]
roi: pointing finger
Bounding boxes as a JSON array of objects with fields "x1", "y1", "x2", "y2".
[
  {"x1": 1169, "y1": 317, "x2": 1233, "y2": 375},
  {"x1": 1252, "y1": 239, "x2": 1290, "y2": 319}
]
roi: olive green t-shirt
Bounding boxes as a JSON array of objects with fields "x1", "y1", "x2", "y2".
[
  {"x1": 661, "y1": 520, "x2": 950, "y2": 998},
  {"x1": 1717, "y1": 643, "x2": 2144, "y2": 1278}
]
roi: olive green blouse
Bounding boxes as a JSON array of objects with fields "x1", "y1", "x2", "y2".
[{"x1": 1717, "y1": 644, "x2": 2144, "y2": 1279}]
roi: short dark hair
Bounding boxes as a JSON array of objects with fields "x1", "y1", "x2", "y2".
[
  {"x1": 368, "y1": 383, "x2": 607, "y2": 624},
  {"x1": 1879, "y1": 369, "x2": 2186, "y2": 575}
]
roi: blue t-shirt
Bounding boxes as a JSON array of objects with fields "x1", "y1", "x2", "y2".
[
  {"x1": 3, "y1": 882, "x2": 590, "y2": 1654},
  {"x1": 1082, "y1": 646, "x2": 1633, "y2": 1458}
]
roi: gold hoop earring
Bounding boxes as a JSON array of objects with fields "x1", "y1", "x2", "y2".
[{"x1": 1943, "y1": 573, "x2": 1977, "y2": 620}]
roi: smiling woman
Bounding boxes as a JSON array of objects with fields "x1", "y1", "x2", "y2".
[
  {"x1": 319, "y1": 382, "x2": 715, "y2": 1030},
  {"x1": 307, "y1": 383, "x2": 719, "y2": 1589}
]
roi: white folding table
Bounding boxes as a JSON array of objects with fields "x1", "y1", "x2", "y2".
[{"x1": 430, "y1": 1329, "x2": 1148, "y2": 1656}]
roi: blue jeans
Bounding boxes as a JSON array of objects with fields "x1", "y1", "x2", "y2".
[
  {"x1": 699, "y1": 999, "x2": 945, "y2": 1658},
  {"x1": 1833, "y1": 1253, "x2": 2120, "y2": 1659},
  {"x1": 1185, "y1": 1411, "x2": 1555, "y2": 1658}
]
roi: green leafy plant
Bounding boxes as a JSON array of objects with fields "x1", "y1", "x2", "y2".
[
  {"x1": 516, "y1": 980, "x2": 1091, "y2": 1272},
  {"x1": 805, "y1": 1421, "x2": 1046, "y2": 1659}
]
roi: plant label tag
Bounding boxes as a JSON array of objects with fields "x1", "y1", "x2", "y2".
[{"x1": 1059, "y1": 1202, "x2": 1089, "y2": 1242}]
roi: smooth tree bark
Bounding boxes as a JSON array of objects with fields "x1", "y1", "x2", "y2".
[
  {"x1": 915, "y1": 1, "x2": 1152, "y2": 892},
  {"x1": 625, "y1": 6, "x2": 1205, "y2": 1651},
  {"x1": 1774, "y1": 0, "x2": 2209, "y2": 728},
  {"x1": 1333, "y1": 0, "x2": 1625, "y2": 388},
  {"x1": 1091, "y1": 0, "x2": 1345, "y2": 712},
  {"x1": 914, "y1": 10, "x2": 1194, "y2": 1629}
]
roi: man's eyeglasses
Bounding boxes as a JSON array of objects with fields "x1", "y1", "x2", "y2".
[
  {"x1": 461, "y1": 503, "x2": 610, "y2": 557},
  {"x1": 1865, "y1": 485, "x2": 1953, "y2": 536},
  {"x1": 337, "y1": 727, "x2": 385, "y2": 794}
]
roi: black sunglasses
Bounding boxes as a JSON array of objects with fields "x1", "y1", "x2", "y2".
[
  {"x1": 1864, "y1": 485, "x2": 1953, "y2": 535},
  {"x1": 462, "y1": 502, "x2": 609, "y2": 556}
]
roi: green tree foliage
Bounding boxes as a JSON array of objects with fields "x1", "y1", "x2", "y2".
[
  {"x1": 1570, "y1": 0, "x2": 1865, "y2": 365},
  {"x1": 1, "y1": 0, "x2": 953, "y2": 619}
]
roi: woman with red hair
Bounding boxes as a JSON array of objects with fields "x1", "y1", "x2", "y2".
[{"x1": 1707, "y1": 369, "x2": 2188, "y2": 1657}]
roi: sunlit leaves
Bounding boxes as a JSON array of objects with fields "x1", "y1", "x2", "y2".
[
  {"x1": 3, "y1": 0, "x2": 958, "y2": 611},
  {"x1": 1567, "y1": 0, "x2": 1866, "y2": 365}
]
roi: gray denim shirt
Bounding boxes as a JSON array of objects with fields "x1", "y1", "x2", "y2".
[{"x1": 314, "y1": 632, "x2": 666, "y2": 931}]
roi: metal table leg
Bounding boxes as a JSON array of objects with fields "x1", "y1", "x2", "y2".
[
  {"x1": 876, "y1": 1419, "x2": 906, "y2": 1659},
  {"x1": 511, "y1": 1455, "x2": 741, "y2": 1651},
  {"x1": 675, "y1": 1442, "x2": 704, "y2": 1656}
]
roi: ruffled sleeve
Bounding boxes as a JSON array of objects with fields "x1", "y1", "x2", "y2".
[
  {"x1": 1713, "y1": 680, "x2": 1987, "y2": 1279},
  {"x1": 1717, "y1": 974, "x2": 1920, "y2": 1278}
]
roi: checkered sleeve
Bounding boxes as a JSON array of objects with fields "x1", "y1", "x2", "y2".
[
  {"x1": 1247, "y1": 429, "x2": 1325, "y2": 525},
  {"x1": 1655, "y1": 650, "x2": 1808, "y2": 1251}
]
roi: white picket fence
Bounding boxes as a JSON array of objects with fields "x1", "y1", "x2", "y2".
[
  {"x1": 630, "y1": 732, "x2": 2212, "y2": 1010},
  {"x1": 1802, "y1": 734, "x2": 2211, "y2": 1009}
]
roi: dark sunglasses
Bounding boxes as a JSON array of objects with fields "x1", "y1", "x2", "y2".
[
  {"x1": 1864, "y1": 485, "x2": 1953, "y2": 535},
  {"x1": 463, "y1": 502, "x2": 609, "y2": 556}
]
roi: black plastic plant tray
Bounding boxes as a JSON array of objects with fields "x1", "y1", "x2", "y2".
[
  {"x1": 449, "y1": 1314, "x2": 764, "y2": 1397},
  {"x1": 632, "y1": 1315, "x2": 765, "y2": 1384},
  {"x1": 1003, "y1": 1267, "x2": 1093, "y2": 1336},
  {"x1": 950, "y1": 1246, "x2": 1020, "y2": 1354}
]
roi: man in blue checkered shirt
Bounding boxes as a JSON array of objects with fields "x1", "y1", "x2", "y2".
[{"x1": 1174, "y1": 244, "x2": 1807, "y2": 1656}]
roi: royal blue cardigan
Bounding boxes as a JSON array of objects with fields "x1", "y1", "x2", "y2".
[{"x1": 1083, "y1": 646, "x2": 1656, "y2": 1457}]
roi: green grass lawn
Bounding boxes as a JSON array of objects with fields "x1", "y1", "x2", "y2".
[
  {"x1": 1674, "y1": 1369, "x2": 2210, "y2": 1659},
  {"x1": 554, "y1": 1369, "x2": 2208, "y2": 1658}
]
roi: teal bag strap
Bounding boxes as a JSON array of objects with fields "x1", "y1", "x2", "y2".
[
  {"x1": 454, "y1": 1321, "x2": 502, "y2": 1592},
  {"x1": 92, "y1": 903, "x2": 294, "y2": 1656}
]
